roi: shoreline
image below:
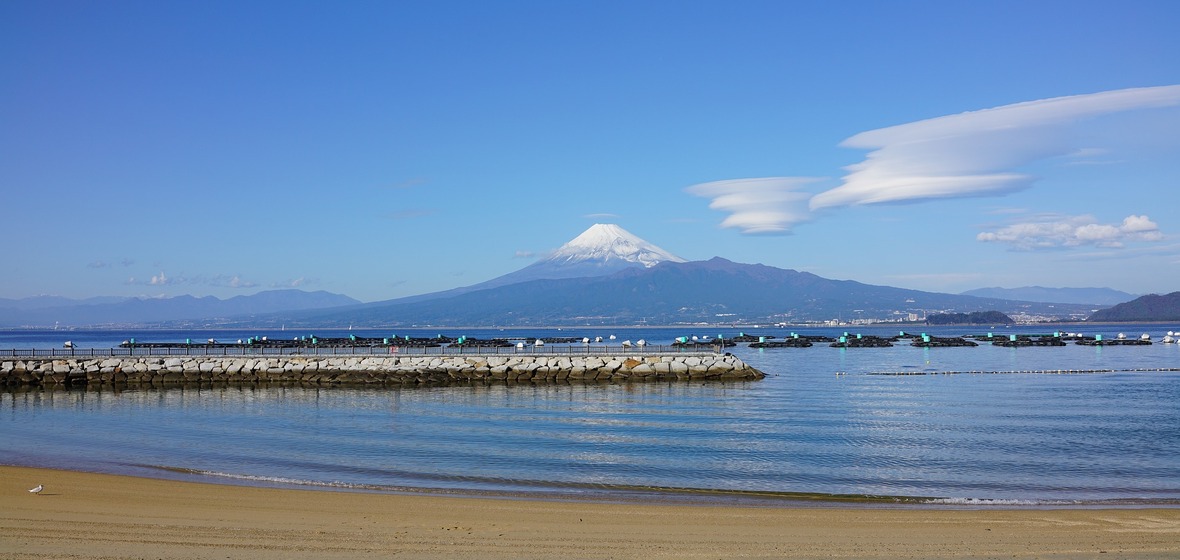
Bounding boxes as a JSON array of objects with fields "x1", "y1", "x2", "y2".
[
  {"x1": 4, "y1": 466, "x2": 1179, "y2": 559},
  {"x1": 10, "y1": 460, "x2": 1180, "y2": 510}
]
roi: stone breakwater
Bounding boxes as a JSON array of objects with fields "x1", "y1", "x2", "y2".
[{"x1": 0, "y1": 353, "x2": 764, "y2": 388}]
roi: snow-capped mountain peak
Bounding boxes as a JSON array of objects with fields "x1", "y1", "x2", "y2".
[{"x1": 544, "y1": 224, "x2": 685, "y2": 267}]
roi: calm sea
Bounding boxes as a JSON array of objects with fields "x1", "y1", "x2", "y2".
[{"x1": 3, "y1": 324, "x2": 1179, "y2": 506}]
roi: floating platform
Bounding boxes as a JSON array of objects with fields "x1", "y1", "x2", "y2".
[
  {"x1": 831, "y1": 336, "x2": 894, "y2": 348},
  {"x1": 991, "y1": 337, "x2": 1068, "y2": 347},
  {"x1": 749, "y1": 339, "x2": 813, "y2": 348},
  {"x1": 911, "y1": 336, "x2": 978, "y2": 348},
  {"x1": 1075, "y1": 339, "x2": 1152, "y2": 346}
]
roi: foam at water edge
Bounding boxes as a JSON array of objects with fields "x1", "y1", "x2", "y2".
[{"x1": 927, "y1": 497, "x2": 1078, "y2": 506}]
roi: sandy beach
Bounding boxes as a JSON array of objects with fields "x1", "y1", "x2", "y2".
[{"x1": 1, "y1": 466, "x2": 1178, "y2": 559}]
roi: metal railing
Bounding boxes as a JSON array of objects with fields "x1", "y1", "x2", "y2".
[{"x1": 2, "y1": 344, "x2": 721, "y2": 359}]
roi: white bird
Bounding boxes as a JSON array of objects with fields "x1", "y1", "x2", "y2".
[
  {"x1": 29, "y1": 484, "x2": 43, "y2": 494},
  {"x1": 63, "y1": 341, "x2": 73, "y2": 348}
]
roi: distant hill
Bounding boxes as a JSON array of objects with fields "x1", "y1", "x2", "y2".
[
  {"x1": 237, "y1": 257, "x2": 1095, "y2": 327},
  {"x1": 960, "y1": 286, "x2": 1136, "y2": 306},
  {"x1": 1086, "y1": 292, "x2": 1180, "y2": 322},
  {"x1": 0, "y1": 290, "x2": 360, "y2": 327}
]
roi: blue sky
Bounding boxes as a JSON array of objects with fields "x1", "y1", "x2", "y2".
[{"x1": 3, "y1": 0, "x2": 1178, "y2": 303}]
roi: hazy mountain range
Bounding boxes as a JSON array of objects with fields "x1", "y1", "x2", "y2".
[
  {"x1": 960, "y1": 286, "x2": 1137, "y2": 306},
  {"x1": 2, "y1": 224, "x2": 1139, "y2": 328},
  {"x1": 0, "y1": 290, "x2": 359, "y2": 328}
]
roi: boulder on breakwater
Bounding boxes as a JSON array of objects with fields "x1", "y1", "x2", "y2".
[{"x1": 0, "y1": 353, "x2": 764, "y2": 388}]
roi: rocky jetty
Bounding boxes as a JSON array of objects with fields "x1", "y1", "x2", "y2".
[{"x1": 0, "y1": 353, "x2": 764, "y2": 389}]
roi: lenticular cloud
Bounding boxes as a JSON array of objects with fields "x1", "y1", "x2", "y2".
[
  {"x1": 809, "y1": 85, "x2": 1180, "y2": 210},
  {"x1": 686, "y1": 177, "x2": 818, "y2": 234}
]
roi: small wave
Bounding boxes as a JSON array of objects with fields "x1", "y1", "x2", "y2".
[
  {"x1": 146, "y1": 465, "x2": 377, "y2": 490},
  {"x1": 926, "y1": 497, "x2": 1078, "y2": 506}
]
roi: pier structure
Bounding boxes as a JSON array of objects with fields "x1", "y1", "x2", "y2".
[{"x1": 0, "y1": 351, "x2": 764, "y2": 388}]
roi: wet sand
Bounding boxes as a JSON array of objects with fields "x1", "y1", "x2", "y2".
[{"x1": 2, "y1": 465, "x2": 1178, "y2": 559}]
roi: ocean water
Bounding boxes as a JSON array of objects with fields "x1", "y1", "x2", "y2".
[{"x1": 3, "y1": 325, "x2": 1179, "y2": 506}]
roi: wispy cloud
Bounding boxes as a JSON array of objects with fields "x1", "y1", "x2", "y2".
[
  {"x1": 689, "y1": 86, "x2": 1180, "y2": 236},
  {"x1": 126, "y1": 271, "x2": 182, "y2": 286},
  {"x1": 978, "y1": 214, "x2": 1164, "y2": 250},
  {"x1": 513, "y1": 250, "x2": 536, "y2": 259},
  {"x1": 126, "y1": 271, "x2": 262, "y2": 288},
  {"x1": 271, "y1": 277, "x2": 318, "y2": 289},
  {"x1": 209, "y1": 274, "x2": 258, "y2": 289},
  {"x1": 686, "y1": 177, "x2": 820, "y2": 234},
  {"x1": 88, "y1": 258, "x2": 135, "y2": 269}
]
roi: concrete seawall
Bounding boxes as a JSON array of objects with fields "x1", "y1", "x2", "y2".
[{"x1": 0, "y1": 353, "x2": 764, "y2": 388}]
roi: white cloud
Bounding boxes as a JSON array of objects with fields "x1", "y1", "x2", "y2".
[
  {"x1": 977, "y1": 214, "x2": 1164, "y2": 250},
  {"x1": 513, "y1": 250, "x2": 536, "y2": 259},
  {"x1": 127, "y1": 271, "x2": 183, "y2": 286},
  {"x1": 810, "y1": 85, "x2": 1180, "y2": 210},
  {"x1": 686, "y1": 177, "x2": 820, "y2": 235},
  {"x1": 209, "y1": 274, "x2": 258, "y2": 289}
]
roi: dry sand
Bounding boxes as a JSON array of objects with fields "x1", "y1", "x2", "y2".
[{"x1": 2, "y1": 465, "x2": 1178, "y2": 559}]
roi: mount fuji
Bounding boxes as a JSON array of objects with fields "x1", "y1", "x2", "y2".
[
  {"x1": 378, "y1": 224, "x2": 684, "y2": 305},
  {"x1": 490, "y1": 223, "x2": 685, "y2": 284}
]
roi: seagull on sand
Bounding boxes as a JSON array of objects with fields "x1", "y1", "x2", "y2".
[{"x1": 29, "y1": 484, "x2": 43, "y2": 494}]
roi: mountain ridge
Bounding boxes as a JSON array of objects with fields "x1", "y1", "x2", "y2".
[
  {"x1": 1087, "y1": 291, "x2": 1180, "y2": 322},
  {"x1": 961, "y1": 286, "x2": 1135, "y2": 306},
  {"x1": 241, "y1": 257, "x2": 1096, "y2": 328}
]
